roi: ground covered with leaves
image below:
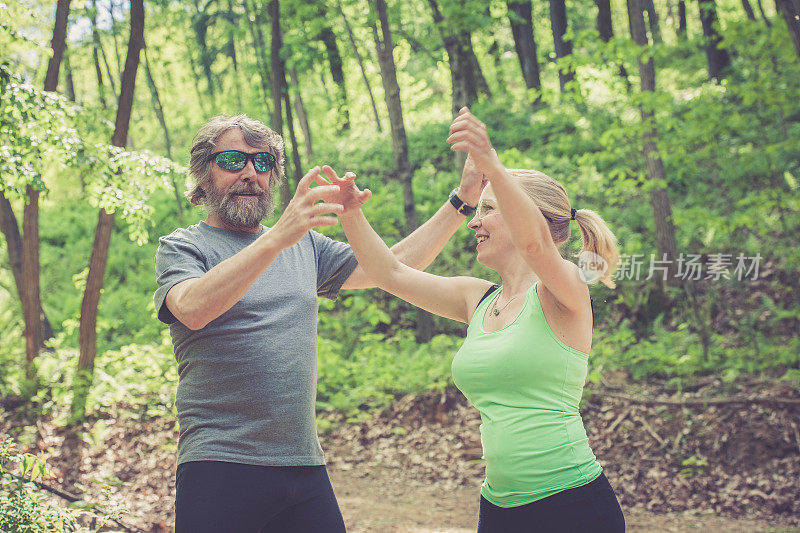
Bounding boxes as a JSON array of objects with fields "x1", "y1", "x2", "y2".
[{"x1": 1, "y1": 375, "x2": 799, "y2": 532}]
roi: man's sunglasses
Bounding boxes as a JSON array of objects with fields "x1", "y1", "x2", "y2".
[{"x1": 211, "y1": 150, "x2": 276, "y2": 172}]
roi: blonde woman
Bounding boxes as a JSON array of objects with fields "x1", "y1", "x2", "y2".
[{"x1": 331, "y1": 108, "x2": 625, "y2": 532}]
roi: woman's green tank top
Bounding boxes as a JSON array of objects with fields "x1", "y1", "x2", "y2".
[{"x1": 451, "y1": 282, "x2": 602, "y2": 508}]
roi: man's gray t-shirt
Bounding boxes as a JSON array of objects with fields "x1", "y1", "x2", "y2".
[{"x1": 154, "y1": 221, "x2": 357, "y2": 467}]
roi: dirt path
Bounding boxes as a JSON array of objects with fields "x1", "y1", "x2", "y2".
[
  {"x1": 328, "y1": 464, "x2": 797, "y2": 533},
  {"x1": 3, "y1": 377, "x2": 798, "y2": 532}
]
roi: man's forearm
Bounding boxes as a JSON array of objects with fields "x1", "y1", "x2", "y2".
[
  {"x1": 166, "y1": 230, "x2": 284, "y2": 330},
  {"x1": 390, "y1": 200, "x2": 467, "y2": 270}
]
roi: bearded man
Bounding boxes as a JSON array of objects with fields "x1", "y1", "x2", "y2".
[{"x1": 154, "y1": 114, "x2": 484, "y2": 532}]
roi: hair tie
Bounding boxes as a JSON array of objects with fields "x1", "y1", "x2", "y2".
[{"x1": 570, "y1": 208, "x2": 577, "y2": 221}]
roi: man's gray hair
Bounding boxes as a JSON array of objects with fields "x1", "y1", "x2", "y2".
[{"x1": 186, "y1": 114, "x2": 285, "y2": 206}]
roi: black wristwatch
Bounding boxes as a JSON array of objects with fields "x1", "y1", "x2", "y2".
[{"x1": 449, "y1": 188, "x2": 476, "y2": 216}]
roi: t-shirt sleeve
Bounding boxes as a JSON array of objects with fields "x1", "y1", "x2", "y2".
[
  {"x1": 154, "y1": 235, "x2": 208, "y2": 324},
  {"x1": 309, "y1": 230, "x2": 358, "y2": 300}
]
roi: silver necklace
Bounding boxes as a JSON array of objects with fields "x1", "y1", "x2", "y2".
[{"x1": 491, "y1": 294, "x2": 518, "y2": 316}]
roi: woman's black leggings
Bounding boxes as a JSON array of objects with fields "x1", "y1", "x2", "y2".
[
  {"x1": 477, "y1": 472, "x2": 625, "y2": 533},
  {"x1": 174, "y1": 460, "x2": 345, "y2": 533}
]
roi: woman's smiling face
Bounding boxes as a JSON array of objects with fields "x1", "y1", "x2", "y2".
[{"x1": 467, "y1": 184, "x2": 514, "y2": 267}]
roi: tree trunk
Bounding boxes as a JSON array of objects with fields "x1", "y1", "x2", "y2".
[
  {"x1": 320, "y1": 26, "x2": 350, "y2": 130},
  {"x1": 372, "y1": 3, "x2": 416, "y2": 235},
  {"x1": 595, "y1": 0, "x2": 614, "y2": 41},
  {"x1": 507, "y1": 0, "x2": 541, "y2": 103},
  {"x1": 226, "y1": 0, "x2": 238, "y2": 73},
  {"x1": 488, "y1": 40, "x2": 505, "y2": 89},
  {"x1": 741, "y1": 0, "x2": 757, "y2": 20},
  {"x1": 21, "y1": 187, "x2": 43, "y2": 376},
  {"x1": 0, "y1": 193, "x2": 55, "y2": 346},
  {"x1": 19, "y1": 0, "x2": 71, "y2": 379},
  {"x1": 464, "y1": 34, "x2": 491, "y2": 98},
  {"x1": 0, "y1": 191, "x2": 53, "y2": 345},
  {"x1": 268, "y1": 0, "x2": 290, "y2": 210},
  {"x1": 64, "y1": 49, "x2": 76, "y2": 102},
  {"x1": 776, "y1": 0, "x2": 800, "y2": 58},
  {"x1": 185, "y1": 42, "x2": 209, "y2": 116},
  {"x1": 289, "y1": 68, "x2": 313, "y2": 157},
  {"x1": 224, "y1": 0, "x2": 243, "y2": 109},
  {"x1": 338, "y1": 0, "x2": 382, "y2": 132},
  {"x1": 373, "y1": 0, "x2": 433, "y2": 343},
  {"x1": 487, "y1": 3, "x2": 505, "y2": 90},
  {"x1": 100, "y1": 26, "x2": 118, "y2": 98},
  {"x1": 0, "y1": 192, "x2": 23, "y2": 301},
  {"x1": 627, "y1": 0, "x2": 679, "y2": 288},
  {"x1": 243, "y1": 0, "x2": 273, "y2": 116},
  {"x1": 282, "y1": 85, "x2": 302, "y2": 193},
  {"x1": 44, "y1": 0, "x2": 71, "y2": 91},
  {"x1": 699, "y1": 0, "x2": 731, "y2": 79},
  {"x1": 427, "y1": 0, "x2": 484, "y2": 117},
  {"x1": 90, "y1": 0, "x2": 107, "y2": 108},
  {"x1": 192, "y1": 2, "x2": 216, "y2": 97},
  {"x1": 144, "y1": 45, "x2": 183, "y2": 221},
  {"x1": 73, "y1": 0, "x2": 145, "y2": 422},
  {"x1": 548, "y1": 0, "x2": 576, "y2": 92},
  {"x1": 595, "y1": 0, "x2": 631, "y2": 87},
  {"x1": 644, "y1": 0, "x2": 663, "y2": 43},
  {"x1": 110, "y1": 0, "x2": 123, "y2": 76},
  {"x1": 678, "y1": 0, "x2": 687, "y2": 38},
  {"x1": 143, "y1": 47, "x2": 172, "y2": 158},
  {"x1": 756, "y1": 0, "x2": 772, "y2": 27}
]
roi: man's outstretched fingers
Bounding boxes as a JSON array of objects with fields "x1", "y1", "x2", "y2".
[
  {"x1": 314, "y1": 173, "x2": 332, "y2": 187},
  {"x1": 309, "y1": 216, "x2": 339, "y2": 228},
  {"x1": 312, "y1": 202, "x2": 344, "y2": 216},
  {"x1": 308, "y1": 184, "x2": 341, "y2": 202},
  {"x1": 299, "y1": 166, "x2": 322, "y2": 189}
]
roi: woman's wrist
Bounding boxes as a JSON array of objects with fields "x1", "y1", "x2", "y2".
[
  {"x1": 337, "y1": 207, "x2": 364, "y2": 222},
  {"x1": 484, "y1": 160, "x2": 508, "y2": 182}
]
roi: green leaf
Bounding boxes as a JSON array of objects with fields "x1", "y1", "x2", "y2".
[{"x1": 785, "y1": 171, "x2": 797, "y2": 190}]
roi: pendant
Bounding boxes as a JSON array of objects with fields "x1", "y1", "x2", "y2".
[{"x1": 492, "y1": 309, "x2": 499, "y2": 316}]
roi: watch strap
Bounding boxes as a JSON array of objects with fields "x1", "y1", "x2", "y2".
[{"x1": 449, "y1": 189, "x2": 476, "y2": 216}]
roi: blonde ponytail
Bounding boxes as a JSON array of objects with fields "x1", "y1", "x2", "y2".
[
  {"x1": 508, "y1": 169, "x2": 619, "y2": 289},
  {"x1": 573, "y1": 209, "x2": 619, "y2": 289}
]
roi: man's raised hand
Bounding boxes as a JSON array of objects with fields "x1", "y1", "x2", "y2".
[
  {"x1": 457, "y1": 155, "x2": 487, "y2": 207},
  {"x1": 269, "y1": 166, "x2": 344, "y2": 249}
]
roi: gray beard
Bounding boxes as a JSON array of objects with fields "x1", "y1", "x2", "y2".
[{"x1": 204, "y1": 179, "x2": 274, "y2": 229}]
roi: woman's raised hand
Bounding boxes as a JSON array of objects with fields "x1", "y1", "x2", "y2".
[
  {"x1": 446, "y1": 107, "x2": 503, "y2": 179},
  {"x1": 320, "y1": 165, "x2": 372, "y2": 215}
]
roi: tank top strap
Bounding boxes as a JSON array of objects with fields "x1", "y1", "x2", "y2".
[{"x1": 466, "y1": 284, "x2": 502, "y2": 337}]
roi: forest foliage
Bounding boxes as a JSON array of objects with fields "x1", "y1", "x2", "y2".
[{"x1": 0, "y1": 0, "x2": 799, "y2": 425}]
